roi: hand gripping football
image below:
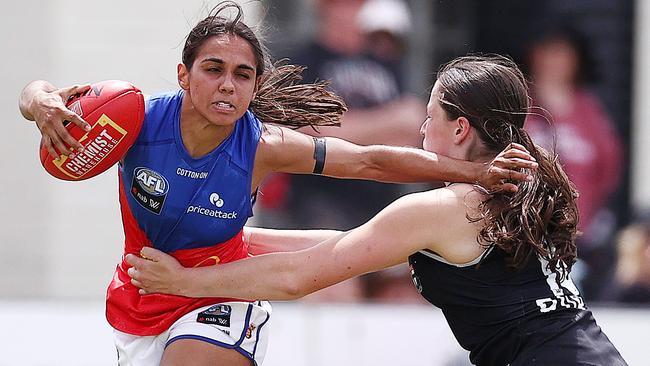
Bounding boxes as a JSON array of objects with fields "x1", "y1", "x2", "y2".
[{"x1": 40, "y1": 80, "x2": 145, "y2": 181}]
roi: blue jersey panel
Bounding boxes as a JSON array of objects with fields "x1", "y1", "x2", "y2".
[{"x1": 119, "y1": 90, "x2": 262, "y2": 252}]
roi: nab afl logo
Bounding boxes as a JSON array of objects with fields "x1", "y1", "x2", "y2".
[
  {"x1": 131, "y1": 167, "x2": 169, "y2": 214},
  {"x1": 135, "y1": 167, "x2": 169, "y2": 196}
]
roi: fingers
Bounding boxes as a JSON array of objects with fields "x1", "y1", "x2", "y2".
[
  {"x1": 130, "y1": 277, "x2": 146, "y2": 293},
  {"x1": 51, "y1": 113, "x2": 85, "y2": 154},
  {"x1": 53, "y1": 93, "x2": 91, "y2": 153},
  {"x1": 59, "y1": 84, "x2": 91, "y2": 101},
  {"x1": 498, "y1": 182, "x2": 519, "y2": 193},
  {"x1": 125, "y1": 253, "x2": 145, "y2": 267},
  {"x1": 504, "y1": 142, "x2": 528, "y2": 152},
  {"x1": 126, "y1": 253, "x2": 157, "y2": 296},
  {"x1": 37, "y1": 115, "x2": 70, "y2": 159},
  {"x1": 41, "y1": 136, "x2": 60, "y2": 161},
  {"x1": 127, "y1": 265, "x2": 138, "y2": 279},
  {"x1": 498, "y1": 147, "x2": 538, "y2": 170},
  {"x1": 489, "y1": 166, "x2": 533, "y2": 183},
  {"x1": 495, "y1": 156, "x2": 538, "y2": 171},
  {"x1": 140, "y1": 246, "x2": 164, "y2": 262},
  {"x1": 481, "y1": 143, "x2": 539, "y2": 192},
  {"x1": 504, "y1": 170, "x2": 532, "y2": 183},
  {"x1": 126, "y1": 249, "x2": 181, "y2": 297},
  {"x1": 126, "y1": 260, "x2": 148, "y2": 293},
  {"x1": 48, "y1": 128, "x2": 74, "y2": 158},
  {"x1": 500, "y1": 148, "x2": 535, "y2": 161},
  {"x1": 51, "y1": 84, "x2": 91, "y2": 153},
  {"x1": 34, "y1": 90, "x2": 91, "y2": 159},
  {"x1": 65, "y1": 109, "x2": 91, "y2": 133},
  {"x1": 127, "y1": 267, "x2": 142, "y2": 288}
]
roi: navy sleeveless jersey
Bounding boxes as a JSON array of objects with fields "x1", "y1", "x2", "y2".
[
  {"x1": 408, "y1": 247, "x2": 591, "y2": 365},
  {"x1": 120, "y1": 89, "x2": 261, "y2": 252}
]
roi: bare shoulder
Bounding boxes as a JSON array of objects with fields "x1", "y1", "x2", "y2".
[
  {"x1": 258, "y1": 123, "x2": 284, "y2": 149},
  {"x1": 252, "y1": 124, "x2": 285, "y2": 187},
  {"x1": 256, "y1": 124, "x2": 290, "y2": 159},
  {"x1": 406, "y1": 184, "x2": 487, "y2": 263},
  {"x1": 376, "y1": 186, "x2": 478, "y2": 233},
  {"x1": 400, "y1": 184, "x2": 484, "y2": 211},
  {"x1": 253, "y1": 123, "x2": 315, "y2": 182},
  {"x1": 257, "y1": 124, "x2": 311, "y2": 153}
]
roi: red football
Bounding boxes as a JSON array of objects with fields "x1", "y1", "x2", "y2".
[{"x1": 40, "y1": 80, "x2": 145, "y2": 181}]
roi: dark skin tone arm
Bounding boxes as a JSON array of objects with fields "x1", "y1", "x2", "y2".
[
  {"x1": 19, "y1": 81, "x2": 537, "y2": 192},
  {"x1": 19, "y1": 81, "x2": 92, "y2": 160},
  {"x1": 251, "y1": 124, "x2": 536, "y2": 193}
]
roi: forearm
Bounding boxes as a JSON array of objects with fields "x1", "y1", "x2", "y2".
[
  {"x1": 129, "y1": 209, "x2": 423, "y2": 300},
  {"x1": 179, "y1": 229, "x2": 382, "y2": 300},
  {"x1": 19, "y1": 80, "x2": 57, "y2": 120},
  {"x1": 361, "y1": 145, "x2": 482, "y2": 184},
  {"x1": 245, "y1": 226, "x2": 343, "y2": 255},
  {"x1": 179, "y1": 217, "x2": 412, "y2": 300},
  {"x1": 179, "y1": 251, "x2": 309, "y2": 300}
]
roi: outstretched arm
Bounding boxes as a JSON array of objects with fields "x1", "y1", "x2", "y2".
[
  {"x1": 244, "y1": 226, "x2": 343, "y2": 255},
  {"x1": 126, "y1": 188, "x2": 467, "y2": 300},
  {"x1": 19, "y1": 80, "x2": 91, "y2": 159},
  {"x1": 253, "y1": 124, "x2": 536, "y2": 193}
]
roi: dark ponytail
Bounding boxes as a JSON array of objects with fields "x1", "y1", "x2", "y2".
[
  {"x1": 251, "y1": 63, "x2": 346, "y2": 129},
  {"x1": 476, "y1": 130, "x2": 579, "y2": 282},
  {"x1": 437, "y1": 55, "x2": 579, "y2": 282}
]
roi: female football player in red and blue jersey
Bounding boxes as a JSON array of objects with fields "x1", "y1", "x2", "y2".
[
  {"x1": 127, "y1": 55, "x2": 627, "y2": 366},
  {"x1": 19, "y1": 2, "x2": 536, "y2": 366}
]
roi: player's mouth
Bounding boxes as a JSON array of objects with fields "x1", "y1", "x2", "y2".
[{"x1": 212, "y1": 101, "x2": 236, "y2": 112}]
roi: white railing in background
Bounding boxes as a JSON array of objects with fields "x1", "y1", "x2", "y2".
[{"x1": 0, "y1": 302, "x2": 646, "y2": 366}]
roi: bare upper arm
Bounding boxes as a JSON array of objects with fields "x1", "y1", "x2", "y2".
[
  {"x1": 252, "y1": 125, "x2": 314, "y2": 188},
  {"x1": 252, "y1": 124, "x2": 375, "y2": 189},
  {"x1": 288, "y1": 188, "x2": 479, "y2": 292}
]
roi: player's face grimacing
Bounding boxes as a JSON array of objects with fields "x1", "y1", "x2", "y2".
[{"x1": 178, "y1": 34, "x2": 259, "y2": 127}]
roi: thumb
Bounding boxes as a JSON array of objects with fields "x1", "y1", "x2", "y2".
[{"x1": 140, "y1": 246, "x2": 164, "y2": 262}]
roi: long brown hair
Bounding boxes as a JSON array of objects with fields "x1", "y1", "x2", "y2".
[
  {"x1": 182, "y1": 1, "x2": 346, "y2": 129},
  {"x1": 436, "y1": 55, "x2": 579, "y2": 282}
]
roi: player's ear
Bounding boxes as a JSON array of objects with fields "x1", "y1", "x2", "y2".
[
  {"x1": 177, "y1": 63, "x2": 189, "y2": 90},
  {"x1": 453, "y1": 117, "x2": 472, "y2": 145}
]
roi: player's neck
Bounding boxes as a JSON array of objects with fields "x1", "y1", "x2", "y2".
[{"x1": 180, "y1": 102, "x2": 235, "y2": 158}]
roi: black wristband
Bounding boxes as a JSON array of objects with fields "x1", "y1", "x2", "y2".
[{"x1": 312, "y1": 137, "x2": 326, "y2": 174}]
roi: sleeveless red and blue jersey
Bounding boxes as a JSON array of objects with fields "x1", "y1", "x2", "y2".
[{"x1": 106, "y1": 90, "x2": 262, "y2": 336}]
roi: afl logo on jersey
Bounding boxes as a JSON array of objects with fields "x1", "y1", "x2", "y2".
[
  {"x1": 131, "y1": 167, "x2": 169, "y2": 214},
  {"x1": 135, "y1": 167, "x2": 169, "y2": 195}
]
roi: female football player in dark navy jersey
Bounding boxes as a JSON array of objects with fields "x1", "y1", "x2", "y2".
[
  {"x1": 128, "y1": 55, "x2": 628, "y2": 366},
  {"x1": 17, "y1": 2, "x2": 537, "y2": 366}
]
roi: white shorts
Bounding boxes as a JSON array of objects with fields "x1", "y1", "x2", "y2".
[{"x1": 114, "y1": 301, "x2": 272, "y2": 366}]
